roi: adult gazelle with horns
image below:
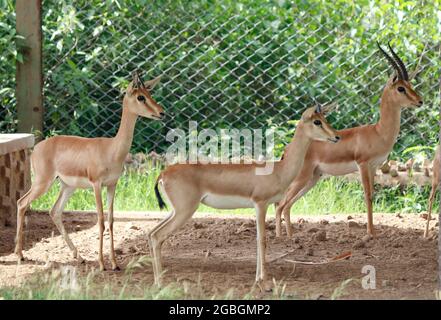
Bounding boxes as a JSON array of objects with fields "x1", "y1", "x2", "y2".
[
  {"x1": 275, "y1": 41, "x2": 424, "y2": 238},
  {"x1": 150, "y1": 104, "x2": 341, "y2": 289}
]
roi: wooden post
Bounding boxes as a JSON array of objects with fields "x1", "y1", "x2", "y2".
[{"x1": 15, "y1": 0, "x2": 43, "y2": 135}]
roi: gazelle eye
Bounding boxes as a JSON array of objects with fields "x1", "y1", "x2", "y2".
[
  {"x1": 313, "y1": 120, "x2": 322, "y2": 126},
  {"x1": 137, "y1": 95, "x2": 146, "y2": 102},
  {"x1": 397, "y1": 87, "x2": 406, "y2": 93}
]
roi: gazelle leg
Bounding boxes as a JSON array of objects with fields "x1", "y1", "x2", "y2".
[
  {"x1": 149, "y1": 204, "x2": 197, "y2": 286},
  {"x1": 92, "y1": 182, "x2": 106, "y2": 271},
  {"x1": 15, "y1": 180, "x2": 54, "y2": 260},
  {"x1": 148, "y1": 211, "x2": 175, "y2": 284},
  {"x1": 424, "y1": 180, "x2": 437, "y2": 238},
  {"x1": 274, "y1": 202, "x2": 282, "y2": 238},
  {"x1": 284, "y1": 173, "x2": 320, "y2": 237},
  {"x1": 49, "y1": 184, "x2": 80, "y2": 261},
  {"x1": 106, "y1": 183, "x2": 119, "y2": 270},
  {"x1": 276, "y1": 170, "x2": 320, "y2": 237},
  {"x1": 359, "y1": 163, "x2": 375, "y2": 237},
  {"x1": 147, "y1": 212, "x2": 173, "y2": 259},
  {"x1": 149, "y1": 183, "x2": 200, "y2": 286},
  {"x1": 283, "y1": 206, "x2": 293, "y2": 238},
  {"x1": 254, "y1": 201, "x2": 268, "y2": 286}
]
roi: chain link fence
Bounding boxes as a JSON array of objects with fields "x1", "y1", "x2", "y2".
[
  {"x1": 0, "y1": 1, "x2": 18, "y2": 133},
  {"x1": 2, "y1": 1, "x2": 440, "y2": 159}
]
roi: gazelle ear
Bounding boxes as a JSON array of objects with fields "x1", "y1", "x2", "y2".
[
  {"x1": 314, "y1": 104, "x2": 322, "y2": 114},
  {"x1": 132, "y1": 71, "x2": 142, "y2": 88},
  {"x1": 409, "y1": 68, "x2": 419, "y2": 80},
  {"x1": 126, "y1": 81, "x2": 136, "y2": 96},
  {"x1": 144, "y1": 75, "x2": 162, "y2": 91},
  {"x1": 321, "y1": 102, "x2": 338, "y2": 115},
  {"x1": 302, "y1": 107, "x2": 316, "y2": 120},
  {"x1": 387, "y1": 71, "x2": 399, "y2": 85},
  {"x1": 127, "y1": 71, "x2": 143, "y2": 96},
  {"x1": 127, "y1": 71, "x2": 141, "y2": 96}
]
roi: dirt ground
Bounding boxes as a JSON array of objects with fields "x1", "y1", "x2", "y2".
[{"x1": 0, "y1": 210, "x2": 438, "y2": 299}]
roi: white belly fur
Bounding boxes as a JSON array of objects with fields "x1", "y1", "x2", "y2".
[
  {"x1": 318, "y1": 161, "x2": 358, "y2": 176},
  {"x1": 58, "y1": 173, "x2": 121, "y2": 189},
  {"x1": 201, "y1": 194, "x2": 254, "y2": 209},
  {"x1": 371, "y1": 155, "x2": 388, "y2": 168},
  {"x1": 318, "y1": 156, "x2": 388, "y2": 176},
  {"x1": 58, "y1": 175, "x2": 92, "y2": 188},
  {"x1": 201, "y1": 193, "x2": 283, "y2": 209}
]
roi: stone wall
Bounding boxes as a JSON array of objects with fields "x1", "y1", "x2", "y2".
[{"x1": 0, "y1": 134, "x2": 34, "y2": 227}]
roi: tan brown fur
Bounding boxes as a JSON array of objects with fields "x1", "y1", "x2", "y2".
[
  {"x1": 149, "y1": 106, "x2": 340, "y2": 287},
  {"x1": 275, "y1": 76, "x2": 423, "y2": 238},
  {"x1": 14, "y1": 74, "x2": 164, "y2": 271}
]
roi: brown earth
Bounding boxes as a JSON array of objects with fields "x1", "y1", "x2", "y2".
[{"x1": 0, "y1": 210, "x2": 438, "y2": 299}]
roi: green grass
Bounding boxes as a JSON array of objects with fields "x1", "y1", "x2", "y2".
[{"x1": 31, "y1": 167, "x2": 438, "y2": 215}]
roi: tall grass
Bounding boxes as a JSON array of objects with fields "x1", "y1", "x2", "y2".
[{"x1": 31, "y1": 168, "x2": 438, "y2": 215}]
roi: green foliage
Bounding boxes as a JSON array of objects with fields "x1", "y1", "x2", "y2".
[
  {"x1": 1, "y1": 1, "x2": 439, "y2": 158},
  {"x1": 38, "y1": 0, "x2": 441, "y2": 156},
  {"x1": 0, "y1": 0, "x2": 20, "y2": 132}
]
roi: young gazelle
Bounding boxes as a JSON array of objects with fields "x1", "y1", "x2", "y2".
[
  {"x1": 275, "y1": 42, "x2": 423, "y2": 238},
  {"x1": 15, "y1": 72, "x2": 164, "y2": 271},
  {"x1": 425, "y1": 145, "x2": 440, "y2": 238},
  {"x1": 150, "y1": 104, "x2": 340, "y2": 287}
]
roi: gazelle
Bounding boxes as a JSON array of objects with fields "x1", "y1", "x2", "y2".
[
  {"x1": 425, "y1": 145, "x2": 440, "y2": 238},
  {"x1": 150, "y1": 104, "x2": 340, "y2": 287},
  {"x1": 15, "y1": 72, "x2": 164, "y2": 271},
  {"x1": 275, "y1": 42, "x2": 423, "y2": 238}
]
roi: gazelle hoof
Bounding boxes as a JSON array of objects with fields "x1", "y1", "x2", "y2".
[
  {"x1": 367, "y1": 229, "x2": 376, "y2": 238},
  {"x1": 15, "y1": 250, "x2": 24, "y2": 262},
  {"x1": 362, "y1": 234, "x2": 373, "y2": 242},
  {"x1": 255, "y1": 280, "x2": 272, "y2": 292},
  {"x1": 112, "y1": 265, "x2": 121, "y2": 271},
  {"x1": 154, "y1": 278, "x2": 163, "y2": 288}
]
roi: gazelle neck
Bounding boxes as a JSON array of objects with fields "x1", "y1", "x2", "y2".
[
  {"x1": 112, "y1": 101, "x2": 138, "y2": 160},
  {"x1": 277, "y1": 123, "x2": 312, "y2": 187},
  {"x1": 375, "y1": 91, "x2": 402, "y2": 143}
]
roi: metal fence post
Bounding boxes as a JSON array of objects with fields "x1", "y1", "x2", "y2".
[{"x1": 15, "y1": 0, "x2": 43, "y2": 135}]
